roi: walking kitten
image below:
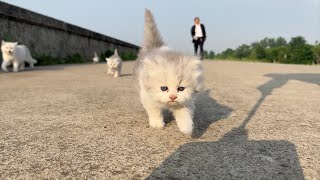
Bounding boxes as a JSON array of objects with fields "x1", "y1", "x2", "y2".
[
  {"x1": 106, "y1": 49, "x2": 122, "y2": 78},
  {"x1": 135, "y1": 9, "x2": 204, "y2": 134},
  {"x1": 1, "y1": 41, "x2": 37, "y2": 72}
]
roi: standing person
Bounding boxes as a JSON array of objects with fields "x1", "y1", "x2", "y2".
[{"x1": 191, "y1": 17, "x2": 206, "y2": 60}]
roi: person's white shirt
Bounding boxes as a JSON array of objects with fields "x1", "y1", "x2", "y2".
[{"x1": 195, "y1": 24, "x2": 203, "y2": 38}]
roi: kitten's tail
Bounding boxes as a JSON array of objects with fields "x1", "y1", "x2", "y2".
[
  {"x1": 114, "y1": 49, "x2": 118, "y2": 56},
  {"x1": 139, "y1": 9, "x2": 165, "y2": 57}
]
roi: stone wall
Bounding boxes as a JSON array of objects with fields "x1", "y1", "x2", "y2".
[{"x1": 0, "y1": 1, "x2": 139, "y2": 61}]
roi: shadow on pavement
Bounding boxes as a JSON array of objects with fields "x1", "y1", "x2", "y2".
[
  {"x1": 147, "y1": 73, "x2": 320, "y2": 179},
  {"x1": 0, "y1": 65, "x2": 65, "y2": 74},
  {"x1": 120, "y1": 73, "x2": 133, "y2": 77},
  {"x1": 192, "y1": 90, "x2": 233, "y2": 138},
  {"x1": 163, "y1": 90, "x2": 233, "y2": 138}
]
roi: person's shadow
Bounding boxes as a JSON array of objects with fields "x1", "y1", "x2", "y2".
[
  {"x1": 147, "y1": 73, "x2": 320, "y2": 179},
  {"x1": 192, "y1": 90, "x2": 233, "y2": 138}
]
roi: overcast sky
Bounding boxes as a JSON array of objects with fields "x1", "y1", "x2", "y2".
[{"x1": 2, "y1": 0, "x2": 320, "y2": 53}]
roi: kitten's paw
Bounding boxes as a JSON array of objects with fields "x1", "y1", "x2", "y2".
[
  {"x1": 149, "y1": 119, "x2": 165, "y2": 129},
  {"x1": 177, "y1": 119, "x2": 193, "y2": 134},
  {"x1": 179, "y1": 126, "x2": 193, "y2": 134}
]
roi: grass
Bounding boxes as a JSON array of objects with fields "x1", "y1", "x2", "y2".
[
  {"x1": 35, "y1": 53, "x2": 86, "y2": 66},
  {"x1": 35, "y1": 50, "x2": 138, "y2": 66}
]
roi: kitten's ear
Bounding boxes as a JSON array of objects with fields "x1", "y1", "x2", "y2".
[
  {"x1": 139, "y1": 9, "x2": 165, "y2": 57},
  {"x1": 105, "y1": 58, "x2": 108, "y2": 62},
  {"x1": 14, "y1": 42, "x2": 18, "y2": 46},
  {"x1": 1, "y1": 40, "x2": 6, "y2": 45},
  {"x1": 114, "y1": 49, "x2": 118, "y2": 56}
]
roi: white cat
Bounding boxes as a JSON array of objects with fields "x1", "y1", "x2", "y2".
[
  {"x1": 93, "y1": 51, "x2": 99, "y2": 63},
  {"x1": 105, "y1": 49, "x2": 122, "y2": 78},
  {"x1": 1, "y1": 40, "x2": 37, "y2": 72},
  {"x1": 135, "y1": 9, "x2": 204, "y2": 134}
]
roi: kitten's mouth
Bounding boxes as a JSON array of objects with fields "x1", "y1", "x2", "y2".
[{"x1": 167, "y1": 101, "x2": 178, "y2": 105}]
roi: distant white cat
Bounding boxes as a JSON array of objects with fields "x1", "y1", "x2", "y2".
[
  {"x1": 1, "y1": 40, "x2": 37, "y2": 72},
  {"x1": 105, "y1": 49, "x2": 122, "y2": 78},
  {"x1": 135, "y1": 9, "x2": 204, "y2": 134},
  {"x1": 93, "y1": 51, "x2": 99, "y2": 63}
]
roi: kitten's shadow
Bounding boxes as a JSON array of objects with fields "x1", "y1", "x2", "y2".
[
  {"x1": 120, "y1": 73, "x2": 133, "y2": 77},
  {"x1": 164, "y1": 90, "x2": 233, "y2": 138}
]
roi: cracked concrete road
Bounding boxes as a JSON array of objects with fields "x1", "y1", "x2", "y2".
[{"x1": 0, "y1": 61, "x2": 319, "y2": 179}]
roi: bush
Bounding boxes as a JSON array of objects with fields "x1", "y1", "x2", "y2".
[
  {"x1": 100, "y1": 50, "x2": 114, "y2": 61},
  {"x1": 313, "y1": 45, "x2": 320, "y2": 64},
  {"x1": 289, "y1": 45, "x2": 314, "y2": 64},
  {"x1": 101, "y1": 49, "x2": 137, "y2": 61},
  {"x1": 64, "y1": 53, "x2": 86, "y2": 64},
  {"x1": 34, "y1": 54, "x2": 62, "y2": 65},
  {"x1": 35, "y1": 53, "x2": 86, "y2": 65},
  {"x1": 235, "y1": 44, "x2": 251, "y2": 60},
  {"x1": 120, "y1": 51, "x2": 138, "y2": 61}
]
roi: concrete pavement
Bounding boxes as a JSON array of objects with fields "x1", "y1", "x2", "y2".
[{"x1": 0, "y1": 61, "x2": 319, "y2": 179}]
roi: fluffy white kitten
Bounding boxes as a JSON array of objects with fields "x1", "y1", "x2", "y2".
[
  {"x1": 135, "y1": 9, "x2": 204, "y2": 134},
  {"x1": 1, "y1": 40, "x2": 37, "y2": 72},
  {"x1": 93, "y1": 52, "x2": 99, "y2": 63},
  {"x1": 105, "y1": 49, "x2": 122, "y2": 78}
]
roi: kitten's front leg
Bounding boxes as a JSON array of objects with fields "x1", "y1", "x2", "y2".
[
  {"x1": 113, "y1": 70, "x2": 119, "y2": 78},
  {"x1": 107, "y1": 67, "x2": 112, "y2": 74},
  {"x1": 29, "y1": 62, "x2": 34, "y2": 68},
  {"x1": 173, "y1": 107, "x2": 194, "y2": 134},
  {"x1": 143, "y1": 101, "x2": 164, "y2": 129},
  {"x1": 13, "y1": 61, "x2": 20, "y2": 72},
  {"x1": 1, "y1": 61, "x2": 9, "y2": 72},
  {"x1": 19, "y1": 62, "x2": 25, "y2": 70}
]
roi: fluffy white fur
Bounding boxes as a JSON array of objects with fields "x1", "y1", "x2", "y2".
[
  {"x1": 105, "y1": 49, "x2": 122, "y2": 78},
  {"x1": 93, "y1": 52, "x2": 99, "y2": 63},
  {"x1": 135, "y1": 9, "x2": 204, "y2": 134},
  {"x1": 1, "y1": 40, "x2": 37, "y2": 72}
]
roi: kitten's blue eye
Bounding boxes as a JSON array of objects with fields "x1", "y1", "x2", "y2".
[
  {"x1": 160, "y1": 86, "x2": 168, "y2": 91},
  {"x1": 177, "y1": 87, "x2": 185, "y2": 91}
]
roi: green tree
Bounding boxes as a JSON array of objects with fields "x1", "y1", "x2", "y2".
[
  {"x1": 288, "y1": 36, "x2": 314, "y2": 64},
  {"x1": 260, "y1": 38, "x2": 270, "y2": 48},
  {"x1": 289, "y1": 36, "x2": 306, "y2": 49},
  {"x1": 267, "y1": 38, "x2": 276, "y2": 48},
  {"x1": 236, "y1": 44, "x2": 251, "y2": 59},
  {"x1": 312, "y1": 44, "x2": 320, "y2": 64},
  {"x1": 219, "y1": 48, "x2": 235, "y2": 59},
  {"x1": 203, "y1": 50, "x2": 215, "y2": 59},
  {"x1": 203, "y1": 50, "x2": 209, "y2": 58},
  {"x1": 209, "y1": 50, "x2": 215, "y2": 59},
  {"x1": 254, "y1": 44, "x2": 266, "y2": 59},
  {"x1": 266, "y1": 46, "x2": 289, "y2": 63},
  {"x1": 275, "y1": 37, "x2": 287, "y2": 47},
  {"x1": 276, "y1": 46, "x2": 289, "y2": 63},
  {"x1": 251, "y1": 42, "x2": 260, "y2": 49},
  {"x1": 265, "y1": 48, "x2": 278, "y2": 62}
]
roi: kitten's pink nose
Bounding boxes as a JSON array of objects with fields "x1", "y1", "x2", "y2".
[{"x1": 169, "y1": 95, "x2": 177, "y2": 101}]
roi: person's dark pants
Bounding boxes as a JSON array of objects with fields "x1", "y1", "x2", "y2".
[{"x1": 193, "y1": 38, "x2": 204, "y2": 59}]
